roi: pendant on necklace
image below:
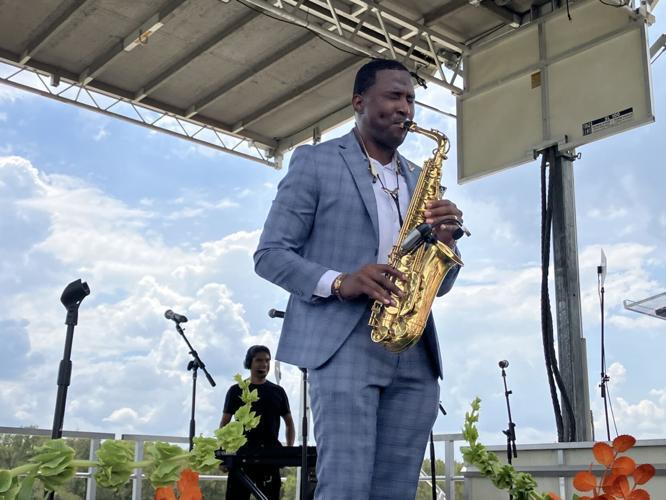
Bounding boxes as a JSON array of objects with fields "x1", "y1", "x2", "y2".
[{"x1": 383, "y1": 187, "x2": 399, "y2": 201}]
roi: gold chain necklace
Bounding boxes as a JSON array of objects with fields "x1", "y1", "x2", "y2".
[{"x1": 353, "y1": 126, "x2": 403, "y2": 226}]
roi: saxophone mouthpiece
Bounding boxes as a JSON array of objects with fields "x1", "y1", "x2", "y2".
[{"x1": 401, "y1": 119, "x2": 415, "y2": 130}]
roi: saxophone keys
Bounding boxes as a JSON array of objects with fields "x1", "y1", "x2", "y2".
[{"x1": 371, "y1": 325, "x2": 390, "y2": 343}]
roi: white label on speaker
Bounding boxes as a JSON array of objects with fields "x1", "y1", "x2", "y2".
[{"x1": 582, "y1": 107, "x2": 634, "y2": 136}]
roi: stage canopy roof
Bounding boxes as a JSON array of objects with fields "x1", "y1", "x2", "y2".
[{"x1": 1, "y1": 0, "x2": 579, "y2": 167}]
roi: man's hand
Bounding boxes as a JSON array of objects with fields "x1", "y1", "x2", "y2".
[
  {"x1": 338, "y1": 264, "x2": 406, "y2": 305},
  {"x1": 424, "y1": 200, "x2": 463, "y2": 247}
]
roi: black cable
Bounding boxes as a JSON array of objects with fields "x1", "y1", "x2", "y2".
[
  {"x1": 540, "y1": 150, "x2": 565, "y2": 442},
  {"x1": 546, "y1": 149, "x2": 577, "y2": 442},
  {"x1": 605, "y1": 382, "x2": 620, "y2": 437},
  {"x1": 540, "y1": 148, "x2": 577, "y2": 442}
]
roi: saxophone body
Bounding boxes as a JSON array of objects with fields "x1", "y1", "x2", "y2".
[{"x1": 369, "y1": 120, "x2": 463, "y2": 353}]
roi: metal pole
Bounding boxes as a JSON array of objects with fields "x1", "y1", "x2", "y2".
[
  {"x1": 86, "y1": 438, "x2": 100, "y2": 500},
  {"x1": 444, "y1": 437, "x2": 455, "y2": 500},
  {"x1": 551, "y1": 149, "x2": 592, "y2": 441}
]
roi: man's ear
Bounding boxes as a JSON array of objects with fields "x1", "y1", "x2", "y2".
[{"x1": 352, "y1": 94, "x2": 364, "y2": 114}]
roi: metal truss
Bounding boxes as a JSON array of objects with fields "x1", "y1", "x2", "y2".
[
  {"x1": 238, "y1": 0, "x2": 470, "y2": 93},
  {"x1": 0, "y1": 62, "x2": 280, "y2": 168}
]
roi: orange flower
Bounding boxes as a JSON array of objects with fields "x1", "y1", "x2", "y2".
[
  {"x1": 573, "y1": 470, "x2": 598, "y2": 493},
  {"x1": 154, "y1": 486, "x2": 176, "y2": 500},
  {"x1": 177, "y1": 468, "x2": 202, "y2": 500}
]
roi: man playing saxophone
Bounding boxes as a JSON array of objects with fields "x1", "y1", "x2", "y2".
[{"x1": 254, "y1": 58, "x2": 463, "y2": 500}]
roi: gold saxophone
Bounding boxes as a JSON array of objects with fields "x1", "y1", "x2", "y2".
[{"x1": 369, "y1": 120, "x2": 464, "y2": 352}]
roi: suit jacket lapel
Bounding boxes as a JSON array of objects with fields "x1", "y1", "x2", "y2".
[{"x1": 339, "y1": 131, "x2": 380, "y2": 244}]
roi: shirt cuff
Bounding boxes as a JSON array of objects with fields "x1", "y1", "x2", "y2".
[{"x1": 313, "y1": 270, "x2": 341, "y2": 298}]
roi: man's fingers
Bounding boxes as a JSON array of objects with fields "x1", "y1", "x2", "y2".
[
  {"x1": 376, "y1": 273, "x2": 404, "y2": 298},
  {"x1": 375, "y1": 264, "x2": 406, "y2": 281},
  {"x1": 361, "y1": 276, "x2": 393, "y2": 305}
]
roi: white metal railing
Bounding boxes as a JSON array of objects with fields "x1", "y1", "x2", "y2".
[{"x1": 0, "y1": 426, "x2": 467, "y2": 499}]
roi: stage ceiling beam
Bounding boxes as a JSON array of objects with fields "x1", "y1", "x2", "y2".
[
  {"x1": 20, "y1": 0, "x2": 92, "y2": 65},
  {"x1": 422, "y1": 0, "x2": 469, "y2": 26},
  {"x1": 479, "y1": 0, "x2": 522, "y2": 28},
  {"x1": 232, "y1": 56, "x2": 360, "y2": 134},
  {"x1": 79, "y1": 0, "x2": 190, "y2": 85},
  {"x1": 135, "y1": 9, "x2": 262, "y2": 102},
  {"x1": 236, "y1": 0, "x2": 464, "y2": 93},
  {"x1": 185, "y1": 31, "x2": 317, "y2": 119}
]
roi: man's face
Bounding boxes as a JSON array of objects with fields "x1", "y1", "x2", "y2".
[
  {"x1": 250, "y1": 352, "x2": 270, "y2": 380},
  {"x1": 353, "y1": 69, "x2": 415, "y2": 150}
]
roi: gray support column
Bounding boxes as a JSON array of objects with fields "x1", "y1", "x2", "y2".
[
  {"x1": 86, "y1": 438, "x2": 100, "y2": 500},
  {"x1": 132, "y1": 439, "x2": 144, "y2": 500},
  {"x1": 445, "y1": 436, "x2": 455, "y2": 500},
  {"x1": 551, "y1": 150, "x2": 592, "y2": 442}
]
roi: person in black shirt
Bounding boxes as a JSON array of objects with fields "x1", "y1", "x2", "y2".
[{"x1": 221, "y1": 345, "x2": 295, "y2": 500}]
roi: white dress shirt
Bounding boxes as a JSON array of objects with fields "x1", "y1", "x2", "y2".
[{"x1": 314, "y1": 155, "x2": 408, "y2": 297}]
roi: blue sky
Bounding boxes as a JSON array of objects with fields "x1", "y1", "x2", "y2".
[{"x1": 1, "y1": 13, "x2": 665, "y2": 456}]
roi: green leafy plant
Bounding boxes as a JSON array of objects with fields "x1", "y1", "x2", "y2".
[
  {"x1": 0, "y1": 373, "x2": 260, "y2": 499},
  {"x1": 462, "y1": 398, "x2": 656, "y2": 500},
  {"x1": 462, "y1": 397, "x2": 556, "y2": 500}
]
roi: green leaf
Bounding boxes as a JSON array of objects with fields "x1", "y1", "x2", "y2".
[
  {"x1": 94, "y1": 440, "x2": 135, "y2": 491},
  {"x1": 15, "y1": 474, "x2": 35, "y2": 500},
  {"x1": 28, "y1": 440, "x2": 77, "y2": 492},
  {"x1": 145, "y1": 442, "x2": 189, "y2": 488},
  {"x1": 0, "y1": 471, "x2": 12, "y2": 493},
  {"x1": 189, "y1": 436, "x2": 221, "y2": 474},
  {"x1": 215, "y1": 421, "x2": 247, "y2": 453},
  {"x1": 0, "y1": 480, "x2": 19, "y2": 500}
]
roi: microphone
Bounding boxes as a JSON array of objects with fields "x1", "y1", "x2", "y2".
[
  {"x1": 164, "y1": 309, "x2": 188, "y2": 323},
  {"x1": 401, "y1": 223, "x2": 434, "y2": 254},
  {"x1": 499, "y1": 360, "x2": 509, "y2": 369},
  {"x1": 268, "y1": 308, "x2": 285, "y2": 319},
  {"x1": 598, "y1": 248, "x2": 607, "y2": 287}
]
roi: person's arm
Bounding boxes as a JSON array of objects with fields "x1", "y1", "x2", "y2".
[
  {"x1": 254, "y1": 145, "x2": 330, "y2": 303},
  {"x1": 219, "y1": 412, "x2": 232, "y2": 429},
  {"x1": 283, "y1": 413, "x2": 296, "y2": 446}
]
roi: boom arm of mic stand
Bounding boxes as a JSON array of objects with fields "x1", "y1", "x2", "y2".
[
  {"x1": 175, "y1": 324, "x2": 216, "y2": 387},
  {"x1": 501, "y1": 367, "x2": 518, "y2": 462}
]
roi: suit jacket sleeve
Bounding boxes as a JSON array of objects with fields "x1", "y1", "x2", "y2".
[{"x1": 254, "y1": 145, "x2": 329, "y2": 303}]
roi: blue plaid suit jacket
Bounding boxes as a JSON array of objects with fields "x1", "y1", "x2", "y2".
[{"x1": 254, "y1": 130, "x2": 459, "y2": 378}]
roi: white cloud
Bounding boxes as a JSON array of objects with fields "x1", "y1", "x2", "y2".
[
  {"x1": 607, "y1": 361, "x2": 627, "y2": 387},
  {"x1": 93, "y1": 127, "x2": 108, "y2": 141},
  {"x1": 165, "y1": 197, "x2": 239, "y2": 220},
  {"x1": 608, "y1": 391, "x2": 666, "y2": 438},
  {"x1": 0, "y1": 84, "x2": 27, "y2": 103},
  {"x1": 0, "y1": 155, "x2": 281, "y2": 436},
  {"x1": 587, "y1": 206, "x2": 628, "y2": 220}
]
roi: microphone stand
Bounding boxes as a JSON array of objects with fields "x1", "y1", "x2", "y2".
[
  {"x1": 172, "y1": 322, "x2": 216, "y2": 451},
  {"x1": 598, "y1": 267, "x2": 611, "y2": 441},
  {"x1": 500, "y1": 363, "x2": 517, "y2": 500},
  {"x1": 48, "y1": 279, "x2": 90, "y2": 500},
  {"x1": 429, "y1": 402, "x2": 447, "y2": 500},
  {"x1": 269, "y1": 308, "x2": 311, "y2": 500},
  {"x1": 300, "y1": 368, "x2": 310, "y2": 500}
]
